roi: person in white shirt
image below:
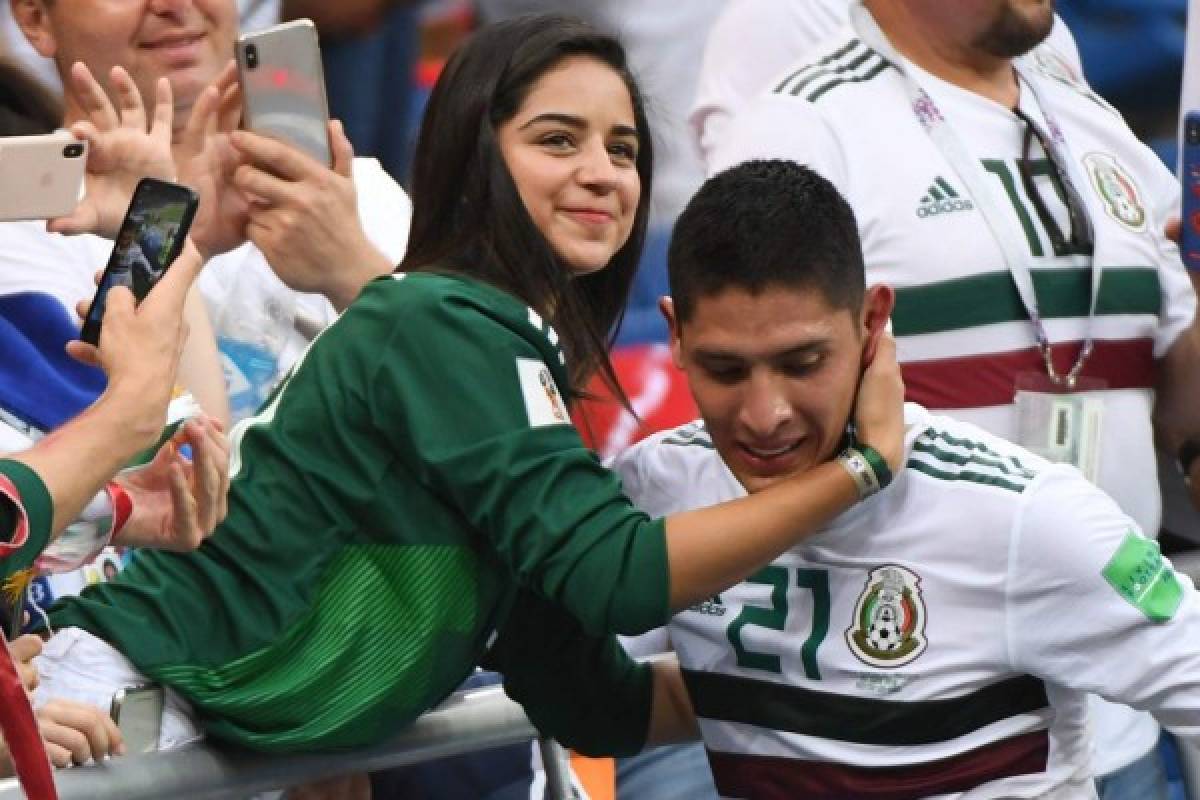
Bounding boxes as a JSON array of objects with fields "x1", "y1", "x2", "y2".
[
  {"x1": 703, "y1": 1, "x2": 1200, "y2": 792},
  {"x1": 508, "y1": 158, "x2": 1200, "y2": 799}
]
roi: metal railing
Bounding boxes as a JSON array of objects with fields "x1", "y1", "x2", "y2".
[{"x1": 0, "y1": 686, "x2": 572, "y2": 800}]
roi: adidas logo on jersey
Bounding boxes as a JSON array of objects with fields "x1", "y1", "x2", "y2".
[
  {"x1": 688, "y1": 596, "x2": 727, "y2": 616},
  {"x1": 916, "y1": 177, "x2": 975, "y2": 218}
]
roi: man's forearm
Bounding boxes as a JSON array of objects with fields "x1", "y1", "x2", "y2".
[
  {"x1": 10, "y1": 387, "x2": 161, "y2": 537},
  {"x1": 177, "y1": 286, "x2": 230, "y2": 427}
]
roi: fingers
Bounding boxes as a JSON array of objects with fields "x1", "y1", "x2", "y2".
[
  {"x1": 234, "y1": 163, "x2": 301, "y2": 207},
  {"x1": 65, "y1": 339, "x2": 100, "y2": 367},
  {"x1": 182, "y1": 418, "x2": 227, "y2": 536},
  {"x1": 150, "y1": 76, "x2": 175, "y2": 138},
  {"x1": 220, "y1": 83, "x2": 243, "y2": 131},
  {"x1": 330, "y1": 120, "x2": 354, "y2": 179},
  {"x1": 68, "y1": 61, "x2": 118, "y2": 132},
  {"x1": 10, "y1": 634, "x2": 42, "y2": 692},
  {"x1": 109, "y1": 65, "x2": 147, "y2": 132},
  {"x1": 37, "y1": 699, "x2": 124, "y2": 765},
  {"x1": 141, "y1": 242, "x2": 204, "y2": 315},
  {"x1": 167, "y1": 455, "x2": 202, "y2": 549},
  {"x1": 1166, "y1": 216, "x2": 1182, "y2": 244},
  {"x1": 9, "y1": 634, "x2": 43, "y2": 664},
  {"x1": 231, "y1": 129, "x2": 325, "y2": 183}
]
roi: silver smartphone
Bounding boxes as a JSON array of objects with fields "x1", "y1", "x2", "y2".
[
  {"x1": 110, "y1": 683, "x2": 164, "y2": 755},
  {"x1": 0, "y1": 130, "x2": 87, "y2": 221},
  {"x1": 236, "y1": 19, "x2": 332, "y2": 166}
]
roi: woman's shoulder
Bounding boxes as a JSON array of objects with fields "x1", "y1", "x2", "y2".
[
  {"x1": 358, "y1": 271, "x2": 522, "y2": 317},
  {"x1": 352, "y1": 272, "x2": 564, "y2": 362}
]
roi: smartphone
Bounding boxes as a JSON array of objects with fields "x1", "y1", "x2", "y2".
[
  {"x1": 0, "y1": 130, "x2": 87, "y2": 221},
  {"x1": 236, "y1": 19, "x2": 332, "y2": 166},
  {"x1": 1182, "y1": 111, "x2": 1200, "y2": 271},
  {"x1": 110, "y1": 684, "x2": 164, "y2": 755},
  {"x1": 80, "y1": 178, "x2": 198, "y2": 346}
]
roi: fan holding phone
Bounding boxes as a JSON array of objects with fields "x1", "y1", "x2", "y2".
[{"x1": 79, "y1": 178, "x2": 198, "y2": 346}]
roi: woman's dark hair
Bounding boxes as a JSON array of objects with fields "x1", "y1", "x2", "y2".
[{"x1": 400, "y1": 13, "x2": 653, "y2": 402}]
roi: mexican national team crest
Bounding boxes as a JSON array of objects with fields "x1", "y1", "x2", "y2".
[
  {"x1": 1083, "y1": 152, "x2": 1146, "y2": 232},
  {"x1": 846, "y1": 565, "x2": 928, "y2": 668}
]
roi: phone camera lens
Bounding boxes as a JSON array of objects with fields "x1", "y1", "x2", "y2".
[
  {"x1": 63, "y1": 143, "x2": 84, "y2": 158},
  {"x1": 1190, "y1": 126, "x2": 1200, "y2": 146},
  {"x1": 245, "y1": 43, "x2": 258, "y2": 69}
]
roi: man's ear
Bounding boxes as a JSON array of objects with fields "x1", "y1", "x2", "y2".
[
  {"x1": 860, "y1": 284, "x2": 895, "y2": 367},
  {"x1": 659, "y1": 296, "x2": 685, "y2": 370},
  {"x1": 11, "y1": 0, "x2": 57, "y2": 59}
]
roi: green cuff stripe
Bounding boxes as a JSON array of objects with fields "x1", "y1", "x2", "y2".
[{"x1": 0, "y1": 459, "x2": 54, "y2": 577}]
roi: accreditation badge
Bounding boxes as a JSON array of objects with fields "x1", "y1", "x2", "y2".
[{"x1": 1014, "y1": 373, "x2": 1105, "y2": 483}]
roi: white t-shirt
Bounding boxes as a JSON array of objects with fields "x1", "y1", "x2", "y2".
[
  {"x1": 706, "y1": 14, "x2": 1195, "y2": 776},
  {"x1": 612, "y1": 405, "x2": 1200, "y2": 799},
  {"x1": 691, "y1": 0, "x2": 1083, "y2": 167}
]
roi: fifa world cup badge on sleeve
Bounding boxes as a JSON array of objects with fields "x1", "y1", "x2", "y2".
[
  {"x1": 1102, "y1": 530, "x2": 1183, "y2": 623},
  {"x1": 846, "y1": 565, "x2": 928, "y2": 668},
  {"x1": 516, "y1": 358, "x2": 569, "y2": 428}
]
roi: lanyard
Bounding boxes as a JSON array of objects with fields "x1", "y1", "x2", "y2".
[{"x1": 849, "y1": 3, "x2": 1100, "y2": 389}]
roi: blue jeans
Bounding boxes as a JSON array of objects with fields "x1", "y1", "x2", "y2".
[
  {"x1": 616, "y1": 743, "x2": 719, "y2": 800},
  {"x1": 1095, "y1": 743, "x2": 1170, "y2": 800}
]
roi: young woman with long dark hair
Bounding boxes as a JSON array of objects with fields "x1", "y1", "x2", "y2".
[{"x1": 34, "y1": 15, "x2": 904, "y2": 757}]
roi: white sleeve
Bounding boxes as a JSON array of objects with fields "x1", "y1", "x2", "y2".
[
  {"x1": 690, "y1": 0, "x2": 846, "y2": 169},
  {"x1": 1008, "y1": 468, "x2": 1200, "y2": 737},
  {"x1": 706, "y1": 91, "x2": 849, "y2": 189},
  {"x1": 351, "y1": 157, "x2": 412, "y2": 266},
  {"x1": 1139, "y1": 153, "x2": 1198, "y2": 356}
]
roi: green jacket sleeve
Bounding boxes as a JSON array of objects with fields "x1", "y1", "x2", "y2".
[
  {"x1": 366, "y1": 281, "x2": 670, "y2": 636},
  {"x1": 483, "y1": 588, "x2": 653, "y2": 757},
  {"x1": 0, "y1": 459, "x2": 53, "y2": 580}
]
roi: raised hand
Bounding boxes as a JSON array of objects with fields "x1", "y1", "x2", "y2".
[
  {"x1": 232, "y1": 120, "x2": 393, "y2": 311},
  {"x1": 853, "y1": 332, "x2": 906, "y2": 473},
  {"x1": 47, "y1": 62, "x2": 175, "y2": 239},
  {"x1": 177, "y1": 60, "x2": 251, "y2": 259},
  {"x1": 114, "y1": 415, "x2": 231, "y2": 551}
]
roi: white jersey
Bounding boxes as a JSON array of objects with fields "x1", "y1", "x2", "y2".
[
  {"x1": 612, "y1": 405, "x2": 1200, "y2": 799},
  {"x1": 690, "y1": 0, "x2": 1082, "y2": 167},
  {"x1": 706, "y1": 23, "x2": 1198, "y2": 770}
]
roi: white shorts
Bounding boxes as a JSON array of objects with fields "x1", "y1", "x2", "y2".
[{"x1": 33, "y1": 627, "x2": 202, "y2": 750}]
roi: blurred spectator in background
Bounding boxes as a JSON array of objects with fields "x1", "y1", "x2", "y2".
[
  {"x1": 282, "y1": 0, "x2": 423, "y2": 183},
  {"x1": 7, "y1": 0, "x2": 411, "y2": 427},
  {"x1": 690, "y1": 0, "x2": 1083, "y2": 167},
  {"x1": 0, "y1": 0, "x2": 280, "y2": 95}
]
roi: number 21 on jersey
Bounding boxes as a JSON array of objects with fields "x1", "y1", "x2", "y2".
[{"x1": 725, "y1": 566, "x2": 830, "y2": 680}]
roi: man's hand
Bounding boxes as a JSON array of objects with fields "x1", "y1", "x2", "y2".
[
  {"x1": 66, "y1": 243, "x2": 206, "y2": 448},
  {"x1": 8, "y1": 635, "x2": 42, "y2": 693},
  {"x1": 0, "y1": 698, "x2": 125, "y2": 777},
  {"x1": 115, "y1": 415, "x2": 230, "y2": 551},
  {"x1": 232, "y1": 122, "x2": 393, "y2": 311},
  {"x1": 36, "y1": 700, "x2": 124, "y2": 769},
  {"x1": 47, "y1": 63, "x2": 176, "y2": 239},
  {"x1": 177, "y1": 60, "x2": 250, "y2": 259}
]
